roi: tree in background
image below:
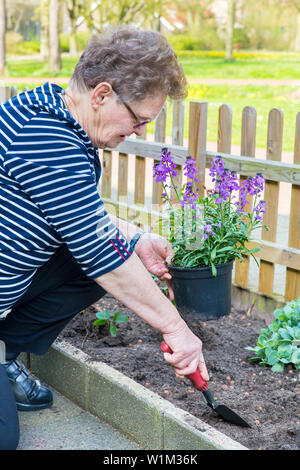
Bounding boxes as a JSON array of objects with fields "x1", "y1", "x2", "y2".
[
  {"x1": 64, "y1": 0, "x2": 86, "y2": 57},
  {"x1": 279, "y1": 0, "x2": 300, "y2": 51},
  {"x1": 40, "y1": 0, "x2": 49, "y2": 60},
  {"x1": 49, "y1": 0, "x2": 61, "y2": 72},
  {"x1": 226, "y1": 0, "x2": 236, "y2": 60},
  {"x1": 92, "y1": 0, "x2": 149, "y2": 31},
  {"x1": 240, "y1": 0, "x2": 295, "y2": 50},
  {"x1": 0, "y1": 0, "x2": 5, "y2": 75}
]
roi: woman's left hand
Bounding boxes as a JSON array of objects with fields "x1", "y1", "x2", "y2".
[{"x1": 134, "y1": 233, "x2": 175, "y2": 300}]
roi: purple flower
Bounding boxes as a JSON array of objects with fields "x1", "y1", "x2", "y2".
[
  {"x1": 249, "y1": 173, "x2": 265, "y2": 196},
  {"x1": 183, "y1": 156, "x2": 199, "y2": 182},
  {"x1": 203, "y1": 223, "x2": 216, "y2": 239},
  {"x1": 225, "y1": 170, "x2": 240, "y2": 192},
  {"x1": 253, "y1": 200, "x2": 266, "y2": 221},
  {"x1": 209, "y1": 164, "x2": 240, "y2": 204},
  {"x1": 237, "y1": 173, "x2": 265, "y2": 210},
  {"x1": 209, "y1": 156, "x2": 225, "y2": 182},
  {"x1": 153, "y1": 147, "x2": 178, "y2": 183},
  {"x1": 180, "y1": 182, "x2": 198, "y2": 210},
  {"x1": 213, "y1": 177, "x2": 229, "y2": 203}
]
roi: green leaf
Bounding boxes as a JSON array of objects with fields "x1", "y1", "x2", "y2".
[
  {"x1": 277, "y1": 341, "x2": 293, "y2": 352},
  {"x1": 210, "y1": 262, "x2": 217, "y2": 277},
  {"x1": 115, "y1": 315, "x2": 129, "y2": 324},
  {"x1": 113, "y1": 311, "x2": 121, "y2": 322},
  {"x1": 257, "y1": 334, "x2": 268, "y2": 346},
  {"x1": 244, "y1": 247, "x2": 261, "y2": 254},
  {"x1": 294, "y1": 328, "x2": 300, "y2": 340},
  {"x1": 93, "y1": 319, "x2": 107, "y2": 326},
  {"x1": 245, "y1": 346, "x2": 259, "y2": 351},
  {"x1": 271, "y1": 362, "x2": 285, "y2": 373},
  {"x1": 214, "y1": 245, "x2": 234, "y2": 253},
  {"x1": 266, "y1": 349, "x2": 279, "y2": 366},
  {"x1": 286, "y1": 325, "x2": 296, "y2": 338},
  {"x1": 96, "y1": 310, "x2": 110, "y2": 320},
  {"x1": 110, "y1": 322, "x2": 117, "y2": 337},
  {"x1": 291, "y1": 349, "x2": 300, "y2": 364},
  {"x1": 278, "y1": 328, "x2": 293, "y2": 340}
]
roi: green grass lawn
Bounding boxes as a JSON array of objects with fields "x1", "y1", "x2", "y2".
[
  {"x1": 177, "y1": 51, "x2": 300, "y2": 80},
  {"x1": 3, "y1": 52, "x2": 300, "y2": 152},
  {"x1": 150, "y1": 83, "x2": 300, "y2": 152},
  {"x1": 5, "y1": 50, "x2": 300, "y2": 80}
]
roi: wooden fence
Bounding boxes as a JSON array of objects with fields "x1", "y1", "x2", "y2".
[
  {"x1": 99, "y1": 100, "x2": 300, "y2": 310},
  {"x1": 1, "y1": 85, "x2": 300, "y2": 314}
]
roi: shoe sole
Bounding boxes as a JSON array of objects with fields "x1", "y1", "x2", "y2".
[{"x1": 16, "y1": 400, "x2": 53, "y2": 411}]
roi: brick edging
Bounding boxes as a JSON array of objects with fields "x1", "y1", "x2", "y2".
[{"x1": 25, "y1": 340, "x2": 248, "y2": 450}]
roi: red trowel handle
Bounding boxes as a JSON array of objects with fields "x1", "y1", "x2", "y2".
[{"x1": 160, "y1": 341, "x2": 208, "y2": 392}]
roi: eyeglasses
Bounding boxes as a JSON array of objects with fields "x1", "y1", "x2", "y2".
[{"x1": 114, "y1": 90, "x2": 152, "y2": 129}]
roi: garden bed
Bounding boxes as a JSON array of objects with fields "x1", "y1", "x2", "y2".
[{"x1": 58, "y1": 293, "x2": 300, "y2": 450}]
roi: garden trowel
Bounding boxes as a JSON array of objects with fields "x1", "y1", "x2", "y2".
[{"x1": 160, "y1": 342, "x2": 251, "y2": 428}]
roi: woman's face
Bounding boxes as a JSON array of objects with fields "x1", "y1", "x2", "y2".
[{"x1": 86, "y1": 84, "x2": 166, "y2": 149}]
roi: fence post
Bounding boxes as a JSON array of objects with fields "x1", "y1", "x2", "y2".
[
  {"x1": 170, "y1": 100, "x2": 184, "y2": 204},
  {"x1": 151, "y1": 104, "x2": 167, "y2": 234},
  {"x1": 10, "y1": 86, "x2": 18, "y2": 98},
  {"x1": 101, "y1": 150, "x2": 113, "y2": 200},
  {"x1": 117, "y1": 151, "x2": 129, "y2": 221},
  {"x1": 234, "y1": 106, "x2": 257, "y2": 288},
  {"x1": 0, "y1": 86, "x2": 10, "y2": 103},
  {"x1": 188, "y1": 101, "x2": 207, "y2": 197},
  {"x1": 259, "y1": 108, "x2": 283, "y2": 295},
  {"x1": 285, "y1": 112, "x2": 300, "y2": 301},
  {"x1": 134, "y1": 123, "x2": 147, "y2": 207},
  {"x1": 152, "y1": 104, "x2": 166, "y2": 207},
  {"x1": 217, "y1": 104, "x2": 232, "y2": 153}
]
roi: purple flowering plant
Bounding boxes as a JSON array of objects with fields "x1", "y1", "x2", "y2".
[{"x1": 153, "y1": 148, "x2": 268, "y2": 276}]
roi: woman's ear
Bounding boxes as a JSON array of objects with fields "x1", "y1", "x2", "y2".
[{"x1": 91, "y1": 82, "x2": 113, "y2": 110}]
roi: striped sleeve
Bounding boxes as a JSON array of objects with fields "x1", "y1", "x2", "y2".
[{"x1": 3, "y1": 114, "x2": 134, "y2": 278}]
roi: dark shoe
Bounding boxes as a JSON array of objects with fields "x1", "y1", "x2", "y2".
[{"x1": 3, "y1": 359, "x2": 53, "y2": 411}]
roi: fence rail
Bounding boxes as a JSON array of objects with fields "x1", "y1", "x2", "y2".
[{"x1": 1, "y1": 85, "x2": 300, "y2": 311}]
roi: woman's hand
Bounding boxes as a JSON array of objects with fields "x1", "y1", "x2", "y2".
[
  {"x1": 134, "y1": 233, "x2": 175, "y2": 300},
  {"x1": 162, "y1": 322, "x2": 209, "y2": 381}
]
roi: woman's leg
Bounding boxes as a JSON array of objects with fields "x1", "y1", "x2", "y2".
[
  {"x1": 0, "y1": 364, "x2": 19, "y2": 450},
  {"x1": 0, "y1": 244, "x2": 106, "y2": 412},
  {"x1": 0, "y1": 244, "x2": 106, "y2": 357}
]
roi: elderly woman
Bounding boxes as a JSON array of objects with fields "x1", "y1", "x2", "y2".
[{"x1": 0, "y1": 26, "x2": 208, "y2": 449}]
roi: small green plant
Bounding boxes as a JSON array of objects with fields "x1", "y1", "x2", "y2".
[
  {"x1": 93, "y1": 309, "x2": 128, "y2": 337},
  {"x1": 245, "y1": 297, "x2": 300, "y2": 372}
]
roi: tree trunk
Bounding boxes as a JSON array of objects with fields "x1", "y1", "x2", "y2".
[
  {"x1": 49, "y1": 0, "x2": 61, "y2": 73},
  {"x1": 295, "y1": 12, "x2": 300, "y2": 52},
  {"x1": 225, "y1": 0, "x2": 236, "y2": 61},
  {"x1": 40, "y1": 0, "x2": 49, "y2": 61},
  {"x1": 0, "y1": 0, "x2": 6, "y2": 75},
  {"x1": 69, "y1": 17, "x2": 78, "y2": 57}
]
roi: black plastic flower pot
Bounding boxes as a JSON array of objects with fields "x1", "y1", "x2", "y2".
[{"x1": 168, "y1": 260, "x2": 234, "y2": 321}]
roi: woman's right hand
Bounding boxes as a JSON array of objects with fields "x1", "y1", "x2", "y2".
[{"x1": 161, "y1": 322, "x2": 209, "y2": 381}]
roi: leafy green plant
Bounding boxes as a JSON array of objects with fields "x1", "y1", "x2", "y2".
[
  {"x1": 245, "y1": 297, "x2": 300, "y2": 372},
  {"x1": 93, "y1": 309, "x2": 128, "y2": 337}
]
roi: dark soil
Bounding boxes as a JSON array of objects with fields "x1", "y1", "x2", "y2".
[{"x1": 59, "y1": 293, "x2": 300, "y2": 450}]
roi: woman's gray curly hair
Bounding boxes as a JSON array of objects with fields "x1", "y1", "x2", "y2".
[{"x1": 69, "y1": 26, "x2": 187, "y2": 103}]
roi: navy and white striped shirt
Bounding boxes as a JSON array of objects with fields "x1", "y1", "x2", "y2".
[{"x1": 0, "y1": 82, "x2": 133, "y2": 315}]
